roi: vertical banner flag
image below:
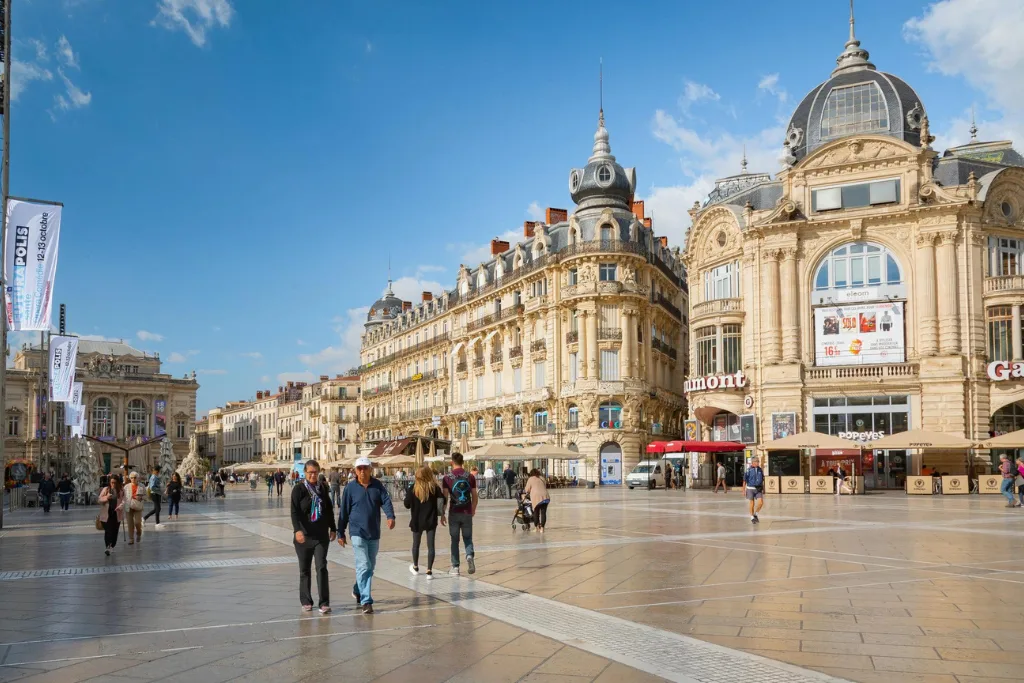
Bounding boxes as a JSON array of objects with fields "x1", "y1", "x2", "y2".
[
  {"x1": 65, "y1": 381, "x2": 84, "y2": 436},
  {"x1": 48, "y1": 335, "x2": 78, "y2": 402},
  {"x1": 4, "y1": 199, "x2": 62, "y2": 331},
  {"x1": 154, "y1": 399, "x2": 167, "y2": 438}
]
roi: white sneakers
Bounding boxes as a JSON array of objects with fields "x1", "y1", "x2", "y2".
[
  {"x1": 409, "y1": 564, "x2": 418, "y2": 575},
  {"x1": 449, "y1": 566, "x2": 460, "y2": 577}
]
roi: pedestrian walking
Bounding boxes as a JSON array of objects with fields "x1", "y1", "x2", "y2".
[
  {"x1": 125, "y1": 472, "x2": 145, "y2": 544},
  {"x1": 57, "y1": 474, "x2": 75, "y2": 511},
  {"x1": 523, "y1": 469, "x2": 550, "y2": 532},
  {"x1": 835, "y1": 465, "x2": 848, "y2": 496},
  {"x1": 664, "y1": 463, "x2": 672, "y2": 490},
  {"x1": 328, "y1": 468, "x2": 342, "y2": 508},
  {"x1": 143, "y1": 466, "x2": 164, "y2": 528},
  {"x1": 999, "y1": 454, "x2": 1019, "y2": 507},
  {"x1": 503, "y1": 464, "x2": 516, "y2": 499},
  {"x1": 714, "y1": 462, "x2": 728, "y2": 493},
  {"x1": 275, "y1": 469, "x2": 285, "y2": 496},
  {"x1": 744, "y1": 457, "x2": 766, "y2": 524},
  {"x1": 37, "y1": 473, "x2": 56, "y2": 513},
  {"x1": 98, "y1": 476, "x2": 124, "y2": 555},
  {"x1": 442, "y1": 452, "x2": 477, "y2": 575},
  {"x1": 166, "y1": 473, "x2": 183, "y2": 521},
  {"x1": 405, "y1": 466, "x2": 446, "y2": 578},
  {"x1": 336, "y1": 457, "x2": 395, "y2": 614},
  {"x1": 291, "y1": 460, "x2": 336, "y2": 614},
  {"x1": 1016, "y1": 457, "x2": 1024, "y2": 507}
]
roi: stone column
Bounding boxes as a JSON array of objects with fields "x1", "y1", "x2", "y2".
[
  {"x1": 915, "y1": 233, "x2": 938, "y2": 356},
  {"x1": 620, "y1": 310, "x2": 632, "y2": 378},
  {"x1": 587, "y1": 305, "x2": 599, "y2": 379},
  {"x1": 578, "y1": 311, "x2": 589, "y2": 380},
  {"x1": 936, "y1": 230, "x2": 961, "y2": 355},
  {"x1": 761, "y1": 250, "x2": 782, "y2": 364},
  {"x1": 644, "y1": 311, "x2": 654, "y2": 385},
  {"x1": 780, "y1": 247, "x2": 800, "y2": 362},
  {"x1": 1013, "y1": 306, "x2": 1022, "y2": 360}
]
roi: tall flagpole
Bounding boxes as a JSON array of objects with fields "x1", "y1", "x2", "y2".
[{"x1": 0, "y1": 0, "x2": 11, "y2": 528}]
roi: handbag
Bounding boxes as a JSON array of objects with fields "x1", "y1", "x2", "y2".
[{"x1": 95, "y1": 516, "x2": 104, "y2": 530}]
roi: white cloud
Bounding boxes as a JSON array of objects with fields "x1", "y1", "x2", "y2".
[
  {"x1": 136, "y1": 330, "x2": 164, "y2": 342},
  {"x1": 757, "y1": 73, "x2": 788, "y2": 104},
  {"x1": 904, "y1": 0, "x2": 1024, "y2": 148},
  {"x1": 415, "y1": 264, "x2": 446, "y2": 274},
  {"x1": 153, "y1": 0, "x2": 234, "y2": 47},
  {"x1": 240, "y1": 351, "x2": 262, "y2": 360},
  {"x1": 298, "y1": 307, "x2": 369, "y2": 374},
  {"x1": 11, "y1": 59, "x2": 53, "y2": 101},
  {"x1": 29, "y1": 39, "x2": 48, "y2": 62},
  {"x1": 55, "y1": 68, "x2": 91, "y2": 110},
  {"x1": 679, "y1": 80, "x2": 720, "y2": 110},
  {"x1": 645, "y1": 106, "x2": 784, "y2": 248},
  {"x1": 296, "y1": 339, "x2": 307, "y2": 346},
  {"x1": 389, "y1": 275, "x2": 445, "y2": 302},
  {"x1": 450, "y1": 228, "x2": 520, "y2": 265},
  {"x1": 57, "y1": 36, "x2": 79, "y2": 69},
  {"x1": 198, "y1": 368, "x2": 228, "y2": 375},
  {"x1": 278, "y1": 371, "x2": 316, "y2": 384},
  {"x1": 526, "y1": 201, "x2": 545, "y2": 222},
  {"x1": 166, "y1": 352, "x2": 188, "y2": 363}
]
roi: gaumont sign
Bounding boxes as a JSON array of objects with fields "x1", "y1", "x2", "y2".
[
  {"x1": 684, "y1": 370, "x2": 747, "y2": 394},
  {"x1": 987, "y1": 360, "x2": 1024, "y2": 381}
]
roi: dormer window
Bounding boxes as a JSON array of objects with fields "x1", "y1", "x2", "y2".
[
  {"x1": 820, "y1": 82, "x2": 888, "y2": 140},
  {"x1": 597, "y1": 164, "x2": 613, "y2": 186}
]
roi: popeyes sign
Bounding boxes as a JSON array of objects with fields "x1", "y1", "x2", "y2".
[{"x1": 988, "y1": 360, "x2": 1024, "y2": 381}]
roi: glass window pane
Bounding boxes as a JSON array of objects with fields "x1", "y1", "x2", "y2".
[
  {"x1": 886, "y1": 255, "x2": 900, "y2": 283},
  {"x1": 815, "y1": 187, "x2": 841, "y2": 211},
  {"x1": 869, "y1": 179, "x2": 898, "y2": 204},
  {"x1": 834, "y1": 259, "x2": 848, "y2": 287},
  {"x1": 867, "y1": 255, "x2": 881, "y2": 284},
  {"x1": 842, "y1": 182, "x2": 871, "y2": 208},
  {"x1": 851, "y1": 257, "x2": 864, "y2": 286},
  {"x1": 815, "y1": 263, "x2": 829, "y2": 289}
]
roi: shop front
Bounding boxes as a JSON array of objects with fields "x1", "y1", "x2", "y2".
[{"x1": 811, "y1": 395, "x2": 910, "y2": 489}]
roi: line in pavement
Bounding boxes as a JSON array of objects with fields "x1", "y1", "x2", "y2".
[
  {"x1": 207, "y1": 510, "x2": 849, "y2": 683},
  {"x1": 0, "y1": 556, "x2": 294, "y2": 581}
]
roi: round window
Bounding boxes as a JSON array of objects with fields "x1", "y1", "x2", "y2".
[
  {"x1": 569, "y1": 169, "x2": 582, "y2": 194},
  {"x1": 716, "y1": 232, "x2": 727, "y2": 247},
  {"x1": 597, "y1": 164, "x2": 613, "y2": 185},
  {"x1": 1001, "y1": 201, "x2": 1014, "y2": 220}
]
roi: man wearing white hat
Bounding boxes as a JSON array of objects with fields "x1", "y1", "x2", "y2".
[{"x1": 336, "y1": 457, "x2": 396, "y2": 614}]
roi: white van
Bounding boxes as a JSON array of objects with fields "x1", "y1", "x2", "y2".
[{"x1": 626, "y1": 459, "x2": 670, "y2": 490}]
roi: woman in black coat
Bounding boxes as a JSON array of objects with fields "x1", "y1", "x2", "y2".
[{"x1": 404, "y1": 466, "x2": 446, "y2": 578}]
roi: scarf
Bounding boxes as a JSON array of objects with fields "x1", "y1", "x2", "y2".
[{"x1": 304, "y1": 480, "x2": 323, "y2": 522}]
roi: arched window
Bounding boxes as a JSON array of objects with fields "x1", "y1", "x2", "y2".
[
  {"x1": 819, "y1": 82, "x2": 889, "y2": 140},
  {"x1": 91, "y1": 398, "x2": 114, "y2": 438},
  {"x1": 513, "y1": 411, "x2": 523, "y2": 433},
  {"x1": 599, "y1": 401, "x2": 622, "y2": 429},
  {"x1": 600, "y1": 224, "x2": 614, "y2": 242},
  {"x1": 459, "y1": 420, "x2": 468, "y2": 435},
  {"x1": 493, "y1": 414, "x2": 503, "y2": 435},
  {"x1": 476, "y1": 417, "x2": 484, "y2": 437},
  {"x1": 533, "y1": 409, "x2": 548, "y2": 431},
  {"x1": 567, "y1": 404, "x2": 579, "y2": 429},
  {"x1": 813, "y1": 242, "x2": 904, "y2": 298},
  {"x1": 127, "y1": 399, "x2": 147, "y2": 438}
]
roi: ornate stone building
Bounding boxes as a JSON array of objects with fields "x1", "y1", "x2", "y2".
[
  {"x1": 683, "y1": 17, "x2": 1024, "y2": 487},
  {"x1": 360, "y1": 110, "x2": 687, "y2": 484},
  {"x1": 6, "y1": 340, "x2": 198, "y2": 473}
]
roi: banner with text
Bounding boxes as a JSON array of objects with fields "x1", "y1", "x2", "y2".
[
  {"x1": 154, "y1": 399, "x2": 167, "y2": 438},
  {"x1": 65, "y1": 381, "x2": 84, "y2": 434},
  {"x1": 48, "y1": 335, "x2": 78, "y2": 402},
  {"x1": 814, "y1": 301, "x2": 905, "y2": 366},
  {"x1": 4, "y1": 199, "x2": 62, "y2": 331}
]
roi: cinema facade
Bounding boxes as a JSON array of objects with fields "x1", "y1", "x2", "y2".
[{"x1": 682, "y1": 24, "x2": 1024, "y2": 488}]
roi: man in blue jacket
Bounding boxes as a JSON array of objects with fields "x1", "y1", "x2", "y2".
[{"x1": 337, "y1": 457, "x2": 395, "y2": 614}]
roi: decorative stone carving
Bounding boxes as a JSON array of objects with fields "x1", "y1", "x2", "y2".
[
  {"x1": 906, "y1": 103, "x2": 924, "y2": 131},
  {"x1": 177, "y1": 433, "x2": 208, "y2": 478},
  {"x1": 938, "y1": 230, "x2": 958, "y2": 246},
  {"x1": 159, "y1": 438, "x2": 177, "y2": 477},
  {"x1": 849, "y1": 218, "x2": 864, "y2": 240},
  {"x1": 915, "y1": 232, "x2": 937, "y2": 248},
  {"x1": 801, "y1": 138, "x2": 907, "y2": 169},
  {"x1": 71, "y1": 437, "x2": 99, "y2": 505}
]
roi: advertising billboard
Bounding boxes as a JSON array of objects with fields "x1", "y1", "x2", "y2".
[
  {"x1": 154, "y1": 399, "x2": 167, "y2": 438},
  {"x1": 814, "y1": 301, "x2": 905, "y2": 366}
]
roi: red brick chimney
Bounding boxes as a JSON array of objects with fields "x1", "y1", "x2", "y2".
[
  {"x1": 523, "y1": 221, "x2": 537, "y2": 238},
  {"x1": 490, "y1": 238, "x2": 510, "y2": 255},
  {"x1": 631, "y1": 200, "x2": 645, "y2": 222},
  {"x1": 319, "y1": 375, "x2": 329, "y2": 382},
  {"x1": 256, "y1": 390, "x2": 263, "y2": 400},
  {"x1": 421, "y1": 291, "x2": 433, "y2": 302},
  {"x1": 402, "y1": 301, "x2": 412, "y2": 312},
  {"x1": 659, "y1": 236, "x2": 668, "y2": 248},
  {"x1": 643, "y1": 217, "x2": 652, "y2": 228},
  {"x1": 546, "y1": 208, "x2": 568, "y2": 224}
]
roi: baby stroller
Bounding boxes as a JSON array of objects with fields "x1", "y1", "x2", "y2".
[{"x1": 511, "y1": 490, "x2": 534, "y2": 531}]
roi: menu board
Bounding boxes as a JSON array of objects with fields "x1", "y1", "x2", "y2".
[{"x1": 814, "y1": 301, "x2": 905, "y2": 366}]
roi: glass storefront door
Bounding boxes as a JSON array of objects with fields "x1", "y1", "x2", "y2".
[
  {"x1": 812, "y1": 395, "x2": 910, "y2": 489},
  {"x1": 875, "y1": 450, "x2": 908, "y2": 489}
]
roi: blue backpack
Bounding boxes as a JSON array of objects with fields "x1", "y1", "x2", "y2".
[{"x1": 450, "y1": 473, "x2": 472, "y2": 507}]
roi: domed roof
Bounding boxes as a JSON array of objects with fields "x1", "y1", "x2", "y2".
[
  {"x1": 568, "y1": 110, "x2": 636, "y2": 211},
  {"x1": 365, "y1": 281, "x2": 404, "y2": 327},
  {"x1": 781, "y1": 8, "x2": 925, "y2": 165}
]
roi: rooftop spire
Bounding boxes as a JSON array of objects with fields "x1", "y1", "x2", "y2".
[
  {"x1": 741, "y1": 144, "x2": 748, "y2": 174},
  {"x1": 832, "y1": 0, "x2": 875, "y2": 76},
  {"x1": 385, "y1": 255, "x2": 394, "y2": 296},
  {"x1": 969, "y1": 105, "x2": 978, "y2": 141},
  {"x1": 590, "y1": 58, "x2": 614, "y2": 162}
]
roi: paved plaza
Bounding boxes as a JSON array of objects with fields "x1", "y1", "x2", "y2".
[{"x1": 1, "y1": 487, "x2": 1023, "y2": 683}]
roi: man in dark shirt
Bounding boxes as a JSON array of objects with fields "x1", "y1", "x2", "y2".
[
  {"x1": 37, "y1": 474, "x2": 56, "y2": 513},
  {"x1": 442, "y1": 452, "x2": 478, "y2": 576},
  {"x1": 337, "y1": 457, "x2": 395, "y2": 614},
  {"x1": 56, "y1": 474, "x2": 75, "y2": 511},
  {"x1": 275, "y1": 469, "x2": 286, "y2": 497},
  {"x1": 291, "y1": 460, "x2": 337, "y2": 614},
  {"x1": 503, "y1": 464, "x2": 516, "y2": 499},
  {"x1": 328, "y1": 468, "x2": 343, "y2": 508}
]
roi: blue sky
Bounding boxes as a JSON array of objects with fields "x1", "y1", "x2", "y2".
[{"x1": 8, "y1": 0, "x2": 1023, "y2": 413}]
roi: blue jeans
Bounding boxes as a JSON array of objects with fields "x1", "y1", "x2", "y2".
[
  {"x1": 449, "y1": 512, "x2": 474, "y2": 567},
  {"x1": 168, "y1": 499, "x2": 180, "y2": 516},
  {"x1": 1001, "y1": 478, "x2": 1017, "y2": 504},
  {"x1": 350, "y1": 536, "x2": 379, "y2": 605},
  {"x1": 331, "y1": 486, "x2": 341, "y2": 509}
]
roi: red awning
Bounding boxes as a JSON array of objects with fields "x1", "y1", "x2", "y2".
[
  {"x1": 646, "y1": 441, "x2": 668, "y2": 454},
  {"x1": 369, "y1": 438, "x2": 410, "y2": 457},
  {"x1": 648, "y1": 440, "x2": 746, "y2": 453}
]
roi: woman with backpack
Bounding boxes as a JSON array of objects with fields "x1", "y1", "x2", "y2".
[
  {"x1": 523, "y1": 469, "x2": 550, "y2": 533},
  {"x1": 404, "y1": 466, "x2": 446, "y2": 578}
]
